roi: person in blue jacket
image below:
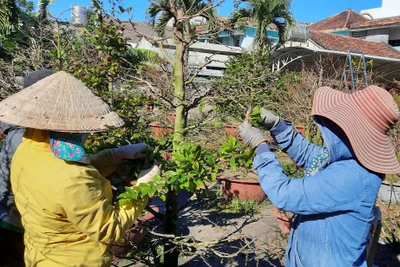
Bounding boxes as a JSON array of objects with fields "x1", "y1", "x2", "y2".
[{"x1": 239, "y1": 85, "x2": 400, "y2": 267}]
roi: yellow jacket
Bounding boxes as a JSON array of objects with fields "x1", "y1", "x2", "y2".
[{"x1": 11, "y1": 129, "x2": 147, "y2": 267}]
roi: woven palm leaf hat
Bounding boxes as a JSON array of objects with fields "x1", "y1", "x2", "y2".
[
  {"x1": 0, "y1": 71, "x2": 124, "y2": 133},
  {"x1": 312, "y1": 85, "x2": 400, "y2": 174}
]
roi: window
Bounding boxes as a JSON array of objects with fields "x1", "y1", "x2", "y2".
[
  {"x1": 389, "y1": 39, "x2": 400, "y2": 46},
  {"x1": 352, "y1": 30, "x2": 368, "y2": 38},
  {"x1": 234, "y1": 37, "x2": 240, "y2": 47}
]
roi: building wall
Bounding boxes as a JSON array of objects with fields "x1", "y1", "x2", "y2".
[
  {"x1": 361, "y1": 0, "x2": 400, "y2": 19},
  {"x1": 366, "y1": 29, "x2": 389, "y2": 43},
  {"x1": 389, "y1": 28, "x2": 400, "y2": 39},
  {"x1": 240, "y1": 28, "x2": 256, "y2": 49}
]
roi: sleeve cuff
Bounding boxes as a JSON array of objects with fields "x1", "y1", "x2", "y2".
[
  {"x1": 256, "y1": 144, "x2": 271, "y2": 154},
  {"x1": 270, "y1": 119, "x2": 290, "y2": 136}
]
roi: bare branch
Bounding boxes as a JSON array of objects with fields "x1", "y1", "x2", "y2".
[
  {"x1": 177, "y1": 0, "x2": 226, "y2": 22},
  {"x1": 185, "y1": 56, "x2": 213, "y2": 85},
  {"x1": 128, "y1": 20, "x2": 175, "y2": 65},
  {"x1": 131, "y1": 76, "x2": 176, "y2": 108}
]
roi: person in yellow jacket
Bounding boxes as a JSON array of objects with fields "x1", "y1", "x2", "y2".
[{"x1": 0, "y1": 71, "x2": 156, "y2": 267}]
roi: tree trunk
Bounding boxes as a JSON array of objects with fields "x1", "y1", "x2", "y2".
[
  {"x1": 163, "y1": 42, "x2": 186, "y2": 267},
  {"x1": 172, "y1": 43, "x2": 186, "y2": 144},
  {"x1": 163, "y1": 190, "x2": 179, "y2": 266}
]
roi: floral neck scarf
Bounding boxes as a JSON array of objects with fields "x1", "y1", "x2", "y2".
[{"x1": 49, "y1": 132, "x2": 90, "y2": 164}]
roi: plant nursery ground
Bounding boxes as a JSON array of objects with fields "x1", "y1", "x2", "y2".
[{"x1": 112, "y1": 185, "x2": 400, "y2": 267}]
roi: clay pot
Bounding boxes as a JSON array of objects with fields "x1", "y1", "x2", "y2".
[
  {"x1": 224, "y1": 125, "x2": 238, "y2": 137},
  {"x1": 111, "y1": 205, "x2": 160, "y2": 257},
  {"x1": 218, "y1": 176, "x2": 266, "y2": 201},
  {"x1": 166, "y1": 113, "x2": 176, "y2": 122},
  {"x1": 148, "y1": 123, "x2": 173, "y2": 138},
  {"x1": 271, "y1": 207, "x2": 292, "y2": 236},
  {"x1": 294, "y1": 125, "x2": 306, "y2": 137}
]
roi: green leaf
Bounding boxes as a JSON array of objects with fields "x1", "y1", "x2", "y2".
[
  {"x1": 199, "y1": 98, "x2": 205, "y2": 113},
  {"x1": 230, "y1": 159, "x2": 237, "y2": 171},
  {"x1": 159, "y1": 194, "x2": 166, "y2": 201}
]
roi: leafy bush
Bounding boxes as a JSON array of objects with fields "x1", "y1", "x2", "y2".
[
  {"x1": 213, "y1": 50, "x2": 280, "y2": 122},
  {"x1": 218, "y1": 136, "x2": 255, "y2": 171},
  {"x1": 281, "y1": 162, "x2": 304, "y2": 178}
]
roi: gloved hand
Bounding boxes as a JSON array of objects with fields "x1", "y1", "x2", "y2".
[
  {"x1": 238, "y1": 121, "x2": 267, "y2": 148},
  {"x1": 136, "y1": 161, "x2": 161, "y2": 186},
  {"x1": 260, "y1": 108, "x2": 280, "y2": 130},
  {"x1": 111, "y1": 143, "x2": 152, "y2": 163}
]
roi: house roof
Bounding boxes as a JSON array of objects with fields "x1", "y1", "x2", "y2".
[
  {"x1": 310, "y1": 9, "x2": 369, "y2": 31},
  {"x1": 121, "y1": 22, "x2": 157, "y2": 43},
  {"x1": 350, "y1": 15, "x2": 400, "y2": 29},
  {"x1": 309, "y1": 30, "x2": 400, "y2": 59}
]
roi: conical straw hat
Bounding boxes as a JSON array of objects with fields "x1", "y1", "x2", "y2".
[{"x1": 0, "y1": 71, "x2": 124, "y2": 133}]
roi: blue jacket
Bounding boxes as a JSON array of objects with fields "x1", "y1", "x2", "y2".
[{"x1": 253, "y1": 118, "x2": 383, "y2": 267}]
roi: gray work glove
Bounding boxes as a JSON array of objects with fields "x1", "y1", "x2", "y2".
[
  {"x1": 260, "y1": 108, "x2": 280, "y2": 130},
  {"x1": 136, "y1": 161, "x2": 161, "y2": 186},
  {"x1": 111, "y1": 143, "x2": 151, "y2": 163},
  {"x1": 238, "y1": 121, "x2": 267, "y2": 148}
]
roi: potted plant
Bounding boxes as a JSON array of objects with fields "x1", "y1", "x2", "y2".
[
  {"x1": 148, "y1": 122, "x2": 173, "y2": 138},
  {"x1": 217, "y1": 136, "x2": 265, "y2": 201}
]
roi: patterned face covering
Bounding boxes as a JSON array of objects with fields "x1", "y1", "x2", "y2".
[{"x1": 49, "y1": 132, "x2": 90, "y2": 164}]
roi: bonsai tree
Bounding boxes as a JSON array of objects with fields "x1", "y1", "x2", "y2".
[{"x1": 144, "y1": 1, "x2": 228, "y2": 265}]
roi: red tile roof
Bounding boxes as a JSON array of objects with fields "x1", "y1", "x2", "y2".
[
  {"x1": 310, "y1": 9, "x2": 369, "y2": 31},
  {"x1": 121, "y1": 22, "x2": 173, "y2": 42},
  {"x1": 309, "y1": 30, "x2": 400, "y2": 59},
  {"x1": 350, "y1": 15, "x2": 400, "y2": 29}
]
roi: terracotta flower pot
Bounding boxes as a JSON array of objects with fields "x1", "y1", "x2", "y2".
[
  {"x1": 224, "y1": 125, "x2": 238, "y2": 137},
  {"x1": 167, "y1": 113, "x2": 176, "y2": 122},
  {"x1": 218, "y1": 176, "x2": 266, "y2": 201},
  {"x1": 294, "y1": 125, "x2": 306, "y2": 137},
  {"x1": 111, "y1": 205, "x2": 160, "y2": 257},
  {"x1": 271, "y1": 207, "x2": 292, "y2": 236},
  {"x1": 148, "y1": 123, "x2": 173, "y2": 138}
]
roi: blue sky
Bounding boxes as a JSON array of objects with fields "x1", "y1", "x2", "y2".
[{"x1": 50, "y1": 0, "x2": 383, "y2": 23}]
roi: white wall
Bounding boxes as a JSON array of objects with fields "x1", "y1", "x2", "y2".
[
  {"x1": 361, "y1": 0, "x2": 400, "y2": 19},
  {"x1": 366, "y1": 29, "x2": 389, "y2": 43},
  {"x1": 135, "y1": 38, "x2": 243, "y2": 71}
]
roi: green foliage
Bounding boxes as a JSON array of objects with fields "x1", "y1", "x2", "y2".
[
  {"x1": 281, "y1": 162, "x2": 304, "y2": 178},
  {"x1": 386, "y1": 174, "x2": 400, "y2": 184},
  {"x1": 249, "y1": 105, "x2": 264, "y2": 127},
  {"x1": 117, "y1": 147, "x2": 162, "y2": 182},
  {"x1": 118, "y1": 174, "x2": 167, "y2": 205},
  {"x1": 147, "y1": 0, "x2": 219, "y2": 39},
  {"x1": 230, "y1": 0, "x2": 295, "y2": 48},
  {"x1": 218, "y1": 136, "x2": 255, "y2": 171},
  {"x1": 116, "y1": 141, "x2": 219, "y2": 206},
  {"x1": 84, "y1": 90, "x2": 156, "y2": 155},
  {"x1": 214, "y1": 50, "x2": 279, "y2": 120},
  {"x1": 218, "y1": 198, "x2": 266, "y2": 215},
  {"x1": 36, "y1": 0, "x2": 54, "y2": 19},
  {"x1": 0, "y1": 0, "x2": 36, "y2": 54},
  {"x1": 163, "y1": 142, "x2": 219, "y2": 193}
]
